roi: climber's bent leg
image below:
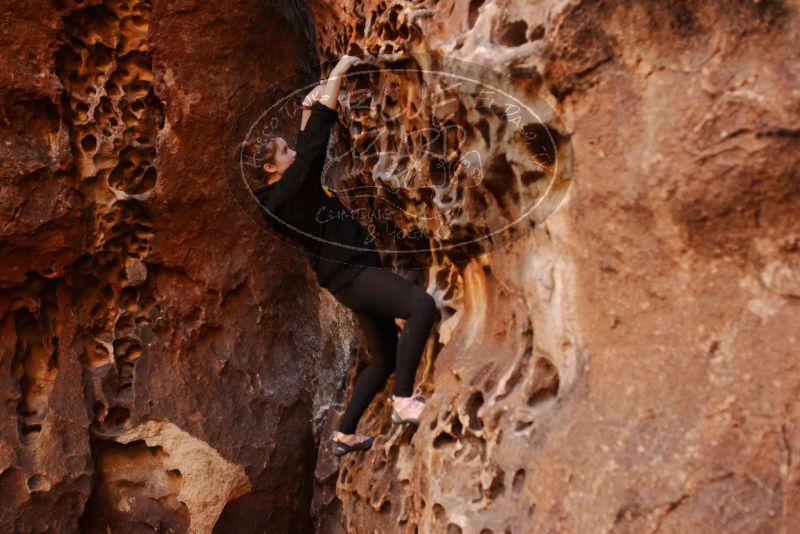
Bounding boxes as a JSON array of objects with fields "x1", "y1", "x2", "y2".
[
  {"x1": 332, "y1": 267, "x2": 438, "y2": 399},
  {"x1": 335, "y1": 310, "x2": 398, "y2": 434}
]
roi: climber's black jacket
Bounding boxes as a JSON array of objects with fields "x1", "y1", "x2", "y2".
[{"x1": 254, "y1": 101, "x2": 382, "y2": 294}]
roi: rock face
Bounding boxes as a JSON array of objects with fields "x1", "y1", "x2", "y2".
[
  {"x1": 2, "y1": 0, "x2": 349, "y2": 532},
  {"x1": 1, "y1": 1, "x2": 799, "y2": 533}
]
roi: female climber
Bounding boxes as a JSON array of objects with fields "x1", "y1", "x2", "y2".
[{"x1": 243, "y1": 55, "x2": 438, "y2": 457}]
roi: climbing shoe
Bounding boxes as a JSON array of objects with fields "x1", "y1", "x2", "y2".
[
  {"x1": 391, "y1": 394, "x2": 426, "y2": 426},
  {"x1": 332, "y1": 433, "x2": 374, "y2": 457}
]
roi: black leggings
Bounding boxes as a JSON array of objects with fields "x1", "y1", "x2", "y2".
[{"x1": 331, "y1": 266, "x2": 438, "y2": 434}]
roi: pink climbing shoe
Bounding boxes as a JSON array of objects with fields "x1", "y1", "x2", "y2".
[{"x1": 391, "y1": 390, "x2": 426, "y2": 426}]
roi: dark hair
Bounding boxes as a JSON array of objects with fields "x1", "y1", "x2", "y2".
[{"x1": 241, "y1": 133, "x2": 280, "y2": 184}]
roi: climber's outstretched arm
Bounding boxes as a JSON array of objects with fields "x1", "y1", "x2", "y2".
[
  {"x1": 320, "y1": 55, "x2": 362, "y2": 110},
  {"x1": 299, "y1": 55, "x2": 363, "y2": 130}
]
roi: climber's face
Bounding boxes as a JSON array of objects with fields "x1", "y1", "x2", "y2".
[{"x1": 263, "y1": 137, "x2": 296, "y2": 182}]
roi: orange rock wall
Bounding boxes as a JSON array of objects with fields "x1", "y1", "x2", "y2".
[{"x1": 304, "y1": 0, "x2": 800, "y2": 532}]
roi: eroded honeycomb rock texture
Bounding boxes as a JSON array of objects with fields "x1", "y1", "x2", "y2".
[
  {"x1": 2, "y1": 0, "x2": 352, "y2": 532},
  {"x1": 1, "y1": 0, "x2": 799, "y2": 533},
  {"x1": 304, "y1": 0, "x2": 800, "y2": 532}
]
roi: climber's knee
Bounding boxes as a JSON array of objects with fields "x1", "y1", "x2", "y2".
[{"x1": 412, "y1": 291, "x2": 437, "y2": 326}]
